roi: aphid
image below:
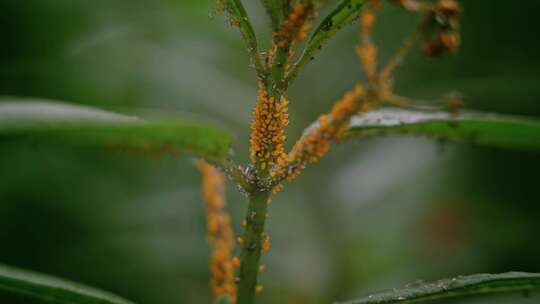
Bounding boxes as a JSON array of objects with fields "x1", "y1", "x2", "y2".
[
  {"x1": 255, "y1": 284, "x2": 264, "y2": 293},
  {"x1": 211, "y1": 0, "x2": 226, "y2": 16},
  {"x1": 229, "y1": 17, "x2": 240, "y2": 28},
  {"x1": 237, "y1": 236, "x2": 244, "y2": 245},
  {"x1": 261, "y1": 235, "x2": 271, "y2": 253},
  {"x1": 232, "y1": 256, "x2": 241, "y2": 268}
]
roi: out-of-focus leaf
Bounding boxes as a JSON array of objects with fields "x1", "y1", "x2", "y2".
[
  {"x1": 345, "y1": 108, "x2": 540, "y2": 151},
  {"x1": 286, "y1": 0, "x2": 368, "y2": 84},
  {"x1": 0, "y1": 263, "x2": 135, "y2": 304},
  {"x1": 337, "y1": 272, "x2": 540, "y2": 304},
  {"x1": 0, "y1": 99, "x2": 233, "y2": 161}
]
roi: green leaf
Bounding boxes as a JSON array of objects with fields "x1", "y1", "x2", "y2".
[
  {"x1": 345, "y1": 108, "x2": 540, "y2": 151},
  {"x1": 223, "y1": 0, "x2": 266, "y2": 79},
  {"x1": 0, "y1": 99, "x2": 234, "y2": 161},
  {"x1": 0, "y1": 263, "x2": 135, "y2": 304},
  {"x1": 286, "y1": 0, "x2": 368, "y2": 85},
  {"x1": 337, "y1": 272, "x2": 540, "y2": 304}
]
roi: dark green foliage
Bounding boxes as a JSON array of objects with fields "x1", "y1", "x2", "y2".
[
  {"x1": 0, "y1": 264, "x2": 135, "y2": 304},
  {"x1": 339, "y1": 272, "x2": 540, "y2": 304},
  {"x1": 346, "y1": 108, "x2": 540, "y2": 151},
  {"x1": 0, "y1": 100, "x2": 233, "y2": 162}
]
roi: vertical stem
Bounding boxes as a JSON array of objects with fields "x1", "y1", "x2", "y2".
[
  {"x1": 237, "y1": 190, "x2": 271, "y2": 304},
  {"x1": 268, "y1": 46, "x2": 289, "y2": 96}
]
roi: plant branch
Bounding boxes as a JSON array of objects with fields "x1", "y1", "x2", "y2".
[
  {"x1": 267, "y1": 1, "x2": 315, "y2": 97},
  {"x1": 385, "y1": 94, "x2": 444, "y2": 112},
  {"x1": 218, "y1": 159, "x2": 258, "y2": 194},
  {"x1": 236, "y1": 190, "x2": 272, "y2": 304},
  {"x1": 260, "y1": 0, "x2": 285, "y2": 30}
]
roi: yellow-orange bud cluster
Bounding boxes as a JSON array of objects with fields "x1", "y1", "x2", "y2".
[
  {"x1": 249, "y1": 84, "x2": 289, "y2": 172},
  {"x1": 274, "y1": 3, "x2": 315, "y2": 48},
  {"x1": 273, "y1": 84, "x2": 366, "y2": 188},
  {"x1": 195, "y1": 160, "x2": 236, "y2": 303}
]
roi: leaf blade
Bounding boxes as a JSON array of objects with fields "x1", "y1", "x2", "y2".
[
  {"x1": 286, "y1": 0, "x2": 368, "y2": 85},
  {"x1": 224, "y1": 0, "x2": 266, "y2": 79},
  {"x1": 337, "y1": 272, "x2": 540, "y2": 304},
  {"x1": 0, "y1": 99, "x2": 234, "y2": 161},
  {"x1": 0, "y1": 264, "x2": 135, "y2": 304},
  {"x1": 345, "y1": 108, "x2": 540, "y2": 151}
]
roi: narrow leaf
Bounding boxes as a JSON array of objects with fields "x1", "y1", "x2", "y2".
[
  {"x1": 0, "y1": 263, "x2": 135, "y2": 304},
  {"x1": 224, "y1": 0, "x2": 266, "y2": 79},
  {"x1": 337, "y1": 272, "x2": 540, "y2": 304},
  {"x1": 286, "y1": 0, "x2": 368, "y2": 85},
  {"x1": 345, "y1": 108, "x2": 540, "y2": 151},
  {"x1": 0, "y1": 99, "x2": 233, "y2": 161}
]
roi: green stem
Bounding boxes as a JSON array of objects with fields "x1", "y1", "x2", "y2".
[
  {"x1": 260, "y1": 0, "x2": 285, "y2": 30},
  {"x1": 225, "y1": 0, "x2": 268, "y2": 82},
  {"x1": 268, "y1": 41, "x2": 291, "y2": 97},
  {"x1": 237, "y1": 190, "x2": 271, "y2": 304}
]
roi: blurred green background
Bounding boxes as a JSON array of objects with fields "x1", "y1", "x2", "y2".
[{"x1": 1, "y1": 1, "x2": 540, "y2": 303}]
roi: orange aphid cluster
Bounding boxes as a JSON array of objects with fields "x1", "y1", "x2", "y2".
[
  {"x1": 274, "y1": 3, "x2": 315, "y2": 48},
  {"x1": 356, "y1": 7, "x2": 378, "y2": 79},
  {"x1": 271, "y1": 84, "x2": 366, "y2": 190},
  {"x1": 195, "y1": 160, "x2": 236, "y2": 303},
  {"x1": 356, "y1": 44, "x2": 377, "y2": 79},
  {"x1": 249, "y1": 84, "x2": 289, "y2": 172}
]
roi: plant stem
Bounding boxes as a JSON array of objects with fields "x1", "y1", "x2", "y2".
[
  {"x1": 225, "y1": 0, "x2": 267, "y2": 82},
  {"x1": 237, "y1": 190, "x2": 271, "y2": 304}
]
